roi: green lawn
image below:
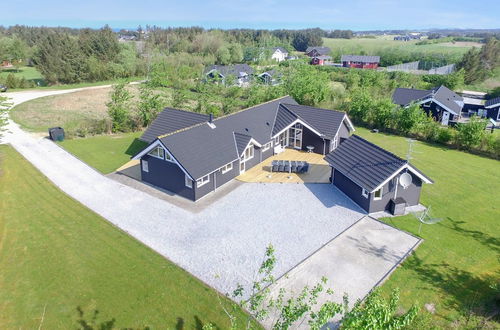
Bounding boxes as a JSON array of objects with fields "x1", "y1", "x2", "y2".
[
  {"x1": 355, "y1": 127, "x2": 500, "y2": 326},
  {"x1": 0, "y1": 144, "x2": 251, "y2": 329},
  {"x1": 0, "y1": 66, "x2": 45, "y2": 84},
  {"x1": 59, "y1": 131, "x2": 147, "y2": 174},
  {"x1": 323, "y1": 36, "x2": 476, "y2": 64}
]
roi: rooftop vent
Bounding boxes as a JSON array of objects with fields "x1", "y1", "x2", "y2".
[
  {"x1": 208, "y1": 113, "x2": 216, "y2": 129},
  {"x1": 245, "y1": 128, "x2": 249, "y2": 132}
]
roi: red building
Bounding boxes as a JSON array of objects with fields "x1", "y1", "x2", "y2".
[
  {"x1": 311, "y1": 55, "x2": 332, "y2": 66},
  {"x1": 341, "y1": 55, "x2": 380, "y2": 69}
]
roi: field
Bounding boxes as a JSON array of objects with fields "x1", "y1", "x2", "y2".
[
  {"x1": 354, "y1": 127, "x2": 500, "y2": 326},
  {"x1": 323, "y1": 36, "x2": 478, "y2": 64},
  {"x1": 58, "y1": 126, "x2": 500, "y2": 327},
  {"x1": 59, "y1": 131, "x2": 146, "y2": 174},
  {"x1": 0, "y1": 144, "x2": 251, "y2": 329},
  {"x1": 0, "y1": 66, "x2": 45, "y2": 85}
]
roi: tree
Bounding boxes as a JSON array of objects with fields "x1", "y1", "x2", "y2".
[
  {"x1": 347, "y1": 88, "x2": 373, "y2": 123},
  {"x1": 284, "y1": 65, "x2": 329, "y2": 105},
  {"x1": 395, "y1": 103, "x2": 427, "y2": 134},
  {"x1": 455, "y1": 116, "x2": 487, "y2": 150},
  {"x1": 106, "y1": 83, "x2": 133, "y2": 132},
  {"x1": 292, "y1": 30, "x2": 323, "y2": 51},
  {"x1": 137, "y1": 85, "x2": 164, "y2": 127},
  {"x1": 341, "y1": 288, "x2": 418, "y2": 329}
]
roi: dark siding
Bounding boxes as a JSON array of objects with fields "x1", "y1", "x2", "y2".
[
  {"x1": 242, "y1": 145, "x2": 261, "y2": 169},
  {"x1": 333, "y1": 169, "x2": 370, "y2": 212},
  {"x1": 333, "y1": 168, "x2": 423, "y2": 213},
  {"x1": 487, "y1": 106, "x2": 500, "y2": 120},
  {"x1": 141, "y1": 155, "x2": 195, "y2": 200},
  {"x1": 338, "y1": 121, "x2": 351, "y2": 140},
  {"x1": 214, "y1": 159, "x2": 239, "y2": 187},
  {"x1": 301, "y1": 126, "x2": 326, "y2": 154},
  {"x1": 193, "y1": 172, "x2": 216, "y2": 200},
  {"x1": 261, "y1": 143, "x2": 274, "y2": 160}
]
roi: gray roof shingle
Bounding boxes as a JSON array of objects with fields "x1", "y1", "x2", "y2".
[
  {"x1": 324, "y1": 135, "x2": 431, "y2": 192},
  {"x1": 341, "y1": 55, "x2": 380, "y2": 63},
  {"x1": 305, "y1": 47, "x2": 331, "y2": 56},
  {"x1": 141, "y1": 96, "x2": 351, "y2": 180},
  {"x1": 486, "y1": 96, "x2": 500, "y2": 108},
  {"x1": 140, "y1": 108, "x2": 210, "y2": 143},
  {"x1": 392, "y1": 85, "x2": 463, "y2": 115},
  {"x1": 204, "y1": 64, "x2": 253, "y2": 78}
]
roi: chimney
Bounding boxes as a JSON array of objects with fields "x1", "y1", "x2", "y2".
[{"x1": 209, "y1": 113, "x2": 213, "y2": 123}]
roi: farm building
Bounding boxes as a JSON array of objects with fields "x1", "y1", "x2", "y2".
[
  {"x1": 341, "y1": 55, "x2": 380, "y2": 69},
  {"x1": 325, "y1": 135, "x2": 433, "y2": 214}
]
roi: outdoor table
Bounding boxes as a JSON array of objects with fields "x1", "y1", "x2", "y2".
[{"x1": 306, "y1": 145, "x2": 314, "y2": 153}]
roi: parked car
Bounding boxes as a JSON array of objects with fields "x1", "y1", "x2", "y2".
[{"x1": 0, "y1": 84, "x2": 7, "y2": 92}]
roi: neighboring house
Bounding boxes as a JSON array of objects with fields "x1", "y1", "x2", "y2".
[
  {"x1": 133, "y1": 96, "x2": 355, "y2": 201},
  {"x1": 485, "y1": 97, "x2": 500, "y2": 121},
  {"x1": 392, "y1": 85, "x2": 464, "y2": 126},
  {"x1": 258, "y1": 69, "x2": 282, "y2": 85},
  {"x1": 305, "y1": 46, "x2": 331, "y2": 57},
  {"x1": 204, "y1": 64, "x2": 254, "y2": 87},
  {"x1": 271, "y1": 47, "x2": 289, "y2": 62},
  {"x1": 1, "y1": 60, "x2": 13, "y2": 68},
  {"x1": 341, "y1": 55, "x2": 380, "y2": 69},
  {"x1": 311, "y1": 55, "x2": 332, "y2": 66},
  {"x1": 325, "y1": 135, "x2": 433, "y2": 214},
  {"x1": 462, "y1": 96, "x2": 486, "y2": 118}
]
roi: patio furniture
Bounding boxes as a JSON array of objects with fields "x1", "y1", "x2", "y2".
[
  {"x1": 278, "y1": 160, "x2": 285, "y2": 172},
  {"x1": 306, "y1": 145, "x2": 314, "y2": 153},
  {"x1": 290, "y1": 161, "x2": 297, "y2": 173},
  {"x1": 271, "y1": 160, "x2": 279, "y2": 172},
  {"x1": 296, "y1": 161, "x2": 304, "y2": 172},
  {"x1": 284, "y1": 160, "x2": 290, "y2": 173},
  {"x1": 300, "y1": 162, "x2": 309, "y2": 173}
]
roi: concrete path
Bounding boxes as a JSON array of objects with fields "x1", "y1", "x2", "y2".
[{"x1": 265, "y1": 217, "x2": 421, "y2": 328}]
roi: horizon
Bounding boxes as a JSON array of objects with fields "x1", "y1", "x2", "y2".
[{"x1": 1, "y1": 0, "x2": 499, "y2": 31}]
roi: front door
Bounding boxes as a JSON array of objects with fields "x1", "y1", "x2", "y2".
[
  {"x1": 442, "y1": 111, "x2": 450, "y2": 125},
  {"x1": 239, "y1": 160, "x2": 245, "y2": 174}
]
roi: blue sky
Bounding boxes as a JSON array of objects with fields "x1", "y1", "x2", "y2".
[{"x1": 2, "y1": 0, "x2": 499, "y2": 30}]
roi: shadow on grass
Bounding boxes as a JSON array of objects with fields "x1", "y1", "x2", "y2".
[
  {"x1": 443, "y1": 217, "x2": 500, "y2": 254},
  {"x1": 125, "y1": 138, "x2": 148, "y2": 157},
  {"x1": 404, "y1": 253, "x2": 500, "y2": 321}
]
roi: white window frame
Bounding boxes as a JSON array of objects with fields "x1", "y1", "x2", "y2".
[
  {"x1": 221, "y1": 162, "x2": 233, "y2": 174},
  {"x1": 185, "y1": 175, "x2": 192, "y2": 188},
  {"x1": 142, "y1": 160, "x2": 149, "y2": 173},
  {"x1": 165, "y1": 151, "x2": 173, "y2": 162},
  {"x1": 196, "y1": 174, "x2": 210, "y2": 188},
  {"x1": 263, "y1": 142, "x2": 271, "y2": 151},
  {"x1": 361, "y1": 188, "x2": 368, "y2": 198},
  {"x1": 148, "y1": 146, "x2": 164, "y2": 159},
  {"x1": 373, "y1": 187, "x2": 383, "y2": 200},
  {"x1": 243, "y1": 144, "x2": 254, "y2": 161}
]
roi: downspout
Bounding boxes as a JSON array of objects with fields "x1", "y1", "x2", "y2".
[
  {"x1": 214, "y1": 172, "x2": 217, "y2": 192},
  {"x1": 394, "y1": 176, "x2": 399, "y2": 199},
  {"x1": 322, "y1": 138, "x2": 326, "y2": 155}
]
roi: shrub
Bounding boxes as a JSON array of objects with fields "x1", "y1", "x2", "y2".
[{"x1": 436, "y1": 127, "x2": 455, "y2": 145}]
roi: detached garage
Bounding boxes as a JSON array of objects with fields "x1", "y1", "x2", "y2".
[{"x1": 324, "y1": 135, "x2": 433, "y2": 214}]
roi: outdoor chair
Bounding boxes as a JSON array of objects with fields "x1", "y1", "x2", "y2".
[
  {"x1": 284, "y1": 160, "x2": 290, "y2": 173},
  {"x1": 296, "y1": 161, "x2": 304, "y2": 172},
  {"x1": 278, "y1": 160, "x2": 285, "y2": 172},
  {"x1": 291, "y1": 161, "x2": 297, "y2": 173},
  {"x1": 271, "y1": 160, "x2": 279, "y2": 172},
  {"x1": 301, "y1": 162, "x2": 309, "y2": 173}
]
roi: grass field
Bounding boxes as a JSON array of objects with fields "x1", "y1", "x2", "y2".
[
  {"x1": 354, "y1": 127, "x2": 500, "y2": 326},
  {"x1": 59, "y1": 131, "x2": 147, "y2": 174},
  {"x1": 323, "y1": 36, "x2": 477, "y2": 63},
  {"x1": 57, "y1": 125, "x2": 500, "y2": 326},
  {"x1": 0, "y1": 66, "x2": 45, "y2": 85},
  {"x1": 0, "y1": 144, "x2": 252, "y2": 329}
]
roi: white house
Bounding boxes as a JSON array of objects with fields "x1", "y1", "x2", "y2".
[{"x1": 271, "y1": 47, "x2": 288, "y2": 62}]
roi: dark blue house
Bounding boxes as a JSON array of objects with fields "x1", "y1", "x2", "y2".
[{"x1": 133, "y1": 96, "x2": 355, "y2": 201}]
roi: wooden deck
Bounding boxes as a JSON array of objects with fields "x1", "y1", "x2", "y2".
[{"x1": 236, "y1": 149, "x2": 331, "y2": 183}]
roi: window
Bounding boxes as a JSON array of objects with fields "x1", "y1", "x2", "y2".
[
  {"x1": 243, "y1": 144, "x2": 254, "y2": 161},
  {"x1": 221, "y1": 162, "x2": 233, "y2": 174},
  {"x1": 148, "y1": 146, "x2": 164, "y2": 159},
  {"x1": 263, "y1": 142, "x2": 271, "y2": 151},
  {"x1": 374, "y1": 187, "x2": 383, "y2": 200},
  {"x1": 361, "y1": 188, "x2": 368, "y2": 198},
  {"x1": 185, "y1": 175, "x2": 192, "y2": 188},
  {"x1": 196, "y1": 174, "x2": 210, "y2": 188},
  {"x1": 142, "y1": 160, "x2": 149, "y2": 172},
  {"x1": 165, "y1": 152, "x2": 173, "y2": 162}
]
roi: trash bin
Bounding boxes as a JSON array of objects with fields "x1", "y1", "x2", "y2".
[
  {"x1": 48, "y1": 127, "x2": 65, "y2": 142},
  {"x1": 389, "y1": 197, "x2": 406, "y2": 215}
]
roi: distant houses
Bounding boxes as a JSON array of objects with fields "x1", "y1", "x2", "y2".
[
  {"x1": 258, "y1": 69, "x2": 282, "y2": 85},
  {"x1": 392, "y1": 85, "x2": 464, "y2": 126},
  {"x1": 485, "y1": 97, "x2": 500, "y2": 121},
  {"x1": 204, "y1": 64, "x2": 254, "y2": 87},
  {"x1": 271, "y1": 47, "x2": 289, "y2": 62},
  {"x1": 341, "y1": 55, "x2": 380, "y2": 69},
  {"x1": 305, "y1": 46, "x2": 331, "y2": 58}
]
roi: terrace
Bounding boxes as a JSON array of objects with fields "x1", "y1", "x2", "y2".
[{"x1": 236, "y1": 148, "x2": 331, "y2": 183}]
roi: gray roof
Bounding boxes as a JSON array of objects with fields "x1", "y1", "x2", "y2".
[
  {"x1": 392, "y1": 85, "x2": 463, "y2": 115},
  {"x1": 341, "y1": 55, "x2": 380, "y2": 63},
  {"x1": 486, "y1": 96, "x2": 500, "y2": 108},
  {"x1": 305, "y1": 46, "x2": 331, "y2": 56},
  {"x1": 324, "y1": 135, "x2": 432, "y2": 192},
  {"x1": 141, "y1": 96, "x2": 352, "y2": 179},
  {"x1": 204, "y1": 64, "x2": 253, "y2": 78},
  {"x1": 140, "y1": 108, "x2": 210, "y2": 143},
  {"x1": 272, "y1": 47, "x2": 288, "y2": 54}
]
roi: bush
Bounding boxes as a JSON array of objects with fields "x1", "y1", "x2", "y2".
[{"x1": 436, "y1": 127, "x2": 455, "y2": 144}]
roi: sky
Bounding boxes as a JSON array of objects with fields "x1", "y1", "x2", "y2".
[{"x1": 2, "y1": 0, "x2": 499, "y2": 31}]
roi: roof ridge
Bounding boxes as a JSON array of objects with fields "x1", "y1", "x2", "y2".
[
  {"x1": 157, "y1": 121, "x2": 208, "y2": 139},
  {"x1": 283, "y1": 103, "x2": 347, "y2": 114},
  {"x1": 351, "y1": 135, "x2": 407, "y2": 163}
]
